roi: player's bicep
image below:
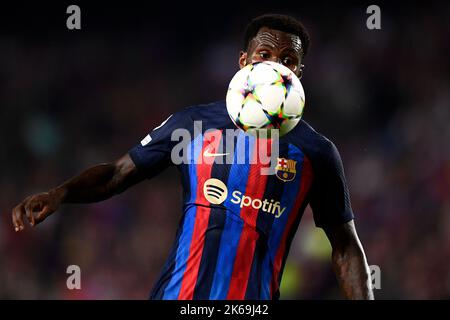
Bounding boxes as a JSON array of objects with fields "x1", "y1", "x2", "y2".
[
  {"x1": 112, "y1": 153, "x2": 145, "y2": 193},
  {"x1": 323, "y1": 219, "x2": 358, "y2": 251}
]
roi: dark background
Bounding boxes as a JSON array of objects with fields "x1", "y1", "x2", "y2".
[{"x1": 1, "y1": 1, "x2": 449, "y2": 299}]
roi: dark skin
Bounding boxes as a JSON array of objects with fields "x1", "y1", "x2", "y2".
[
  {"x1": 239, "y1": 27, "x2": 304, "y2": 78},
  {"x1": 11, "y1": 27, "x2": 374, "y2": 300}
]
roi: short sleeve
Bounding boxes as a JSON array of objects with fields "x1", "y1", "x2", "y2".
[
  {"x1": 308, "y1": 140, "x2": 354, "y2": 229},
  {"x1": 128, "y1": 110, "x2": 191, "y2": 179}
]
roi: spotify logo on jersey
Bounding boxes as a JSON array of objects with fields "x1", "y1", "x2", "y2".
[
  {"x1": 202, "y1": 178, "x2": 286, "y2": 218},
  {"x1": 203, "y1": 178, "x2": 228, "y2": 204}
]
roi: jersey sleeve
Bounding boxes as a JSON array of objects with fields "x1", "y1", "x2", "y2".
[
  {"x1": 308, "y1": 140, "x2": 354, "y2": 230},
  {"x1": 128, "y1": 109, "x2": 191, "y2": 179}
]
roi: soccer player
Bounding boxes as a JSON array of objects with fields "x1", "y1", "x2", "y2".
[{"x1": 11, "y1": 14, "x2": 374, "y2": 300}]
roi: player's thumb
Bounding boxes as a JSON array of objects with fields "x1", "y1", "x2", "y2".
[{"x1": 35, "y1": 206, "x2": 52, "y2": 224}]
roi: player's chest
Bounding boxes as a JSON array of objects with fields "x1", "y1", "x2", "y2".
[{"x1": 182, "y1": 135, "x2": 313, "y2": 228}]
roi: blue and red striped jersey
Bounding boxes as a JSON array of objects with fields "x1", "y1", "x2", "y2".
[{"x1": 128, "y1": 100, "x2": 354, "y2": 300}]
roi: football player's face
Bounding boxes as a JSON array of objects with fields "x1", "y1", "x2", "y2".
[{"x1": 239, "y1": 27, "x2": 304, "y2": 78}]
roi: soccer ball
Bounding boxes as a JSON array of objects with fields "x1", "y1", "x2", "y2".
[{"x1": 226, "y1": 61, "x2": 305, "y2": 137}]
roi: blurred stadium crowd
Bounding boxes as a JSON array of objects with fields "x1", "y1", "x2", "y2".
[{"x1": 0, "y1": 2, "x2": 449, "y2": 299}]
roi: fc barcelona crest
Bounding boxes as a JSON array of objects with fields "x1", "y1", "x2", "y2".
[{"x1": 275, "y1": 158, "x2": 297, "y2": 182}]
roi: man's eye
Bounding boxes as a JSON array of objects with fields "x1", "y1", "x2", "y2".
[
  {"x1": 259, "y1": 52, "x2": 270, "y2": 59},
  {"x1": 283, "y1": 57, "x2": 294, "y2": 66}
]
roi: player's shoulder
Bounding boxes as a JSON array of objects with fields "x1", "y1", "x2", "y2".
[
  {"x1": 182, "y1": 100, "x2": 227, "y2": 118},
  {"x1": 157, "y1": 101, "x2": 228, "y2": 129},
  {"x1": 288, "y1": 119, "x2": 341, "y2": 163},
  {"x1": 178, "y1": 100, "x2": 232, "y2": 129}
]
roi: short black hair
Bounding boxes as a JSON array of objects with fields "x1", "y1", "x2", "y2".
[{"x1": 243, "y1": 14, "x2": 310, "y2": 58}]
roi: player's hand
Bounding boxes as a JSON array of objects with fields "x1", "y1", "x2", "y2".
[{"x1": 12, "y1": 189, "x2": 64, "y2": 232}]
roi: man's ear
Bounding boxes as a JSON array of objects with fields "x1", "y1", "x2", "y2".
[
  {"x1": 239, "y1": 51, "x2": 248, "y2": 69},
  {"x1": 297, "y1": 64, "x2": 305, "y2": 79}
]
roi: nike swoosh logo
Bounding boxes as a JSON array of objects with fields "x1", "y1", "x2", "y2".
[{"x1": 203, "y1": 149, "x2": 230, "y2": 157}]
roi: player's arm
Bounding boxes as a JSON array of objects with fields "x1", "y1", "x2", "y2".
[
  {"x1": 12, "y1": 153, "x2": 143, "y2": 232},
  {"x1": 12, "y1": 110, "x2": 189, "y2": 232},
  {"x1": 324, "y1": 220, "x2": 374, "y2": 300},
  {"x1": 308, "y1": 138, "x2": 373, "y2": 299}
]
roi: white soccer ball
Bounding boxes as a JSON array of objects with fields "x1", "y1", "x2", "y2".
[{"x1": 226, "y1": 61, "x2": 305, "y2": 137}]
